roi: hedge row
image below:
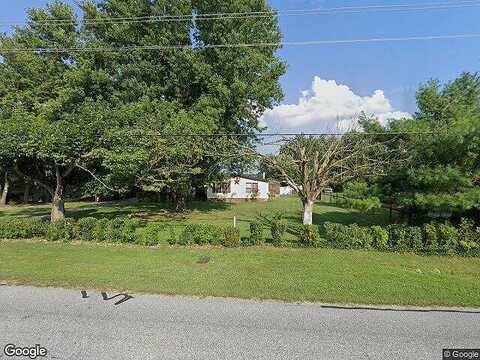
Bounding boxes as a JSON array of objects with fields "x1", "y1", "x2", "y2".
[{"x1": 323, "y1": 220, "x2": 480, "y2": 256}]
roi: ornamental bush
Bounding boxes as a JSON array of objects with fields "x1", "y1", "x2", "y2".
[
  {"x1": 370, "y1": 226, "x2": 389, "y2": 250},
  {"x1": 437, "y1": 223, "x2": 459, "y2": 255},
  {"x1": 137, "y1": 223, "x2": 164, "y2": 246},
  {"x1": 249, "y1": 221, "x2": 265, "y2": 246},
  {"x1": 224, "y1": 226, "x2": 241, "y2": 248},
  {"x1": 423, "y1": 223, "x2": 439, "y2": 252},
  {"x1": 271, "y1": 219, "x2": 288, "y2": 247},
  {"x1": 94, "y1": 218, "x2": 110, "y2": 242},
  {"x1": 167, "y1": 225, "x2": 177, "y2": 245},
  {"x1": 323, "y1": 222, "x2": 350, "y2": 248},
  {"x1": 178, "y1": 224, "x2": 224, "y2": 246},
  {"x1": 0, "y1": 218, "x2": 48, "y2": 239},
  {"x1": 297, "y1": 224, "x2": 325, "y2": 247},
  {"x1": 46, "y1": 219, "x2": 76, "y2": 242},
  {"x1": 76, "y1": 217, "x2": 97, "y2": 241}
]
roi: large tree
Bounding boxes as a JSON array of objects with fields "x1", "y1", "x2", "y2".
[
  {"x1": 248, "y1": 134, "x2": 391, "y2": 225},
  {"x1": 361, "y1": 72, "x2": 480, "y2": 222},
  {"x1": 0, "y1": 0, "x2": 286, "y2": 217}
]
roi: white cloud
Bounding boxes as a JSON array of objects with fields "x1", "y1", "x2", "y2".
[{"x1": 261, "y1": 77, "x2": 411, "y2": 132}]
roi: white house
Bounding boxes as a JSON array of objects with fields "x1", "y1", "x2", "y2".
[{"x1": 207, "y1": 176, "x2": 270, "y2": 201}]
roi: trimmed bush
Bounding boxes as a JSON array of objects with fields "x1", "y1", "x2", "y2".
[
  {"x1": 119, "y1": 219, "x2": 139, "y2": 243},
  {"x1": 178, "y1": 224, "x2": 224, "y2": 246},
  {"x1": 76, "y1": 217, "x2": 98, "y2": 241},
  {"x1": 137, "y1": 223, "x2": 164, "y2": 246},
  {"x1": 94, "y1": 218, "x2": 110, "y2": 242},
  {"x1": 297, "y1": 224, "x2": 325, "y2": 247},
  {"x1": 167, "y1": 226, "x2": 177, "y2": 245},
  {"x1": 224, "y1": 226, "x2": 241, "y2": 248},
  {"x1": 437, "y1": 223, "x2": 459, "y2": 255},
  {"x1": 271, "y1": 219, "x2": 288, "y2": 247},
  {"x1": 0, "y1": 218, "x2": 48, "y2": 239},
  {"x1": 249, "y1": 221, "x2": 265, "y2": 246},
  {"x1": 371, "y1": 226, "x2": 389, "y2": 250},
  {"x1": 423, "y1": 223, "x2": 439, "y2": 252},
  {"x1": 323, "y1": 222, "x2": 350, "y2": 249},
  {"x1": 46, "y1": 219, "x2": 76, "y2": 242}
]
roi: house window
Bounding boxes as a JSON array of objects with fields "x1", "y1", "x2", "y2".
[
  {"x1": 246, "y1": 182, "x2": 259, "y2": 194},
  {"x1": 213, "y1": 182, "x2": 230, "y2": 194}
]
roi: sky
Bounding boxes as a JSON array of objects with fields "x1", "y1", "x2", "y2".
[{"x1": 1, "y1": 0, "x2": 480, "y2": 133}]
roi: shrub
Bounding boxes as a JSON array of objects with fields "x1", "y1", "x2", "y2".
[
  {"x1": 224, "y1": 226, "x2": 241, "y2": 247},
  {"x1": 76, "y1": 218, "x2": 98, "y2": 241},
  {"x1": 370, "y1": 226, "x2": 388, "y2": 250},
  {"x1": 0, "y1": 218, "x2": 48, "y2": 239},
  {"x1": 167, "y1": 225, "x2": 177, "y2": 245},
  {"x1": 297, "y1": 224, "x2": 325, "y2": 247},
  {"x1": 46, "y1": 219, "x2": 76, "y2": 242},
  {"x1": 178, "y1": 224, "x2": 224, "y2": 246},
  {"x1": 423, "y1": 223, "x2": 439, "y2": 252},
  {"x1": 94, "y1": 219, "x2": 110, "y2": 242},
  {"x1": 350, "y1": 224, "x2": 374, "y2": 249},
  {"x1": 271, "y1": 219, "x2": 288, "y2": 247},
  {"x1": 323, "y1": 222, "x2": 350, "y2": 249},
  {"x1": 387, "y1": 224, "x2": 409, "y2": 251},
  {"x1": 117, "y1": 218, "x2": 139, "y2": 244},
  {"x1": 249, "y1": 221, "x2": 265, "y2": 246},
  {"x1": 388, "y1": 225, "x2": 423, "y2": 252},
  {"x1": 137, "y1": 223, "x2": 164, "y2": 246},
  {"x1": 457, "y1": 218, "x2": 479, "y2": 255},
  {"x1": 437, "y1": 223, "x2": 459, "y2": 254},
  {"x1": 407, "y1": 226, "x2": 423, "y2": 252}
]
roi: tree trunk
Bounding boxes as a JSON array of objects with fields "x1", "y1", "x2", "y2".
[
  {"x1": 51, "y1": 166, "x2": 65, "y2": 222},
  {"x1": 0, "y1": 172, "x2": 10, "y2": 206},
  {"x1": 303, "y1": 199, "x2": 314, "y2": 225},
  {"x1": 173, "y1": 191, "x2": 187, "y2": 213},
  {"x1": 23, "y1": 181, "x2": 31, "y2": 204}
]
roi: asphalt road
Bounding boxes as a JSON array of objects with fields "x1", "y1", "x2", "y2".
[{"x1": 0, "y1": 286, "x2": 479, "y2": 360}]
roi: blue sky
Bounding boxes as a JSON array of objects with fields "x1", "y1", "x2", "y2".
[{"x1": 2, "y1": 0, "x2": 480, "y2": 131}]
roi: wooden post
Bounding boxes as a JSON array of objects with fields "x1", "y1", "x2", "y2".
[{"x1": 233, "y1": 216, "x2": 237, "y2": 228}]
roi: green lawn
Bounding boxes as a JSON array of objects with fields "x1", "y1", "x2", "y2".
[
  {"x1": 1, "y1": 240, "x2": 479, "y2": 307},
  {"x1": 0, "y1": 197, "x2": 394, "y2": 239}
]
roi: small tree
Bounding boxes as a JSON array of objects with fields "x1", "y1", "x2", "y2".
[{"x1": 249, "y1": 134, "x2": 392, "y2": 225}]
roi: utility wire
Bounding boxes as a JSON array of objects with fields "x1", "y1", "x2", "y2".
[
  {"x1": 1, "y1": 0, "x2": 479, "y2": 26},
  {"x1": 119, "y1": 132, "x2": 433, "y2": 137},
  {"x1": 2, "y1": 34, "x2": 480, "y2": 53}
]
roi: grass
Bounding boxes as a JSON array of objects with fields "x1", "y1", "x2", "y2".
[
  {"x1": 1, "y1": 240, "x2": 479, "y2": 307},
  {"x1": 0, "y1": 197, "x2": 395, "y2": 240}
]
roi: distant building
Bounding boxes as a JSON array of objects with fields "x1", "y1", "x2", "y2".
[
  {"x1": 269, "y1": 181, "x2": 295, "y2": 197},
  {"x1": 207, "y1": 176, "x2": 270, "y2": 201}
]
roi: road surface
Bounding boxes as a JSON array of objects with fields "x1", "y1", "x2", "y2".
[{"x1": 0, "y1": 286, "x2": 478, "y2": 359}]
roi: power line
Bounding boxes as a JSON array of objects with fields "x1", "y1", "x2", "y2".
[
  {"x1": 2, "y1": 33, "x2": 480, "y2": 53},
  {"x1": 122, "y1": 132, "x2": 433, "y2": 137},
  {"x1": 1, "y1": 0, "x2": 479, "y2": 26}
]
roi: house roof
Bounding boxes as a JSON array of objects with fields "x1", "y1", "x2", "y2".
[{"x1": 232, "y1": 175, "x2": 269, "y2": 183}]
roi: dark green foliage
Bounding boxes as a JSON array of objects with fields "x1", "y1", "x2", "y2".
[
  {"x1": 423, "y1": 223, "x2": 439, "y2": 252},
  {"x1": 76, "y1": 217, "x2": 97, "y2": 241},
  {"x1": 249, "y1": 221, "x2": 265, "y2": 246},
  {"x1": 46, "y1": 219, "x2": 75, "y2": 242},
  {"x1": 323, "y1": 222, "x2": 351, "y2": 249},
  {"x1": 437, "y1": 223, "x2": 459, "y2": 254},
  {"x1": 387, "y1": 225, "x2": 423, "y2": 252},
  {"x1": 223, "y1": 226, "x2": 241, "y2": 248},
  {"x1": 457, "y1": 218, "x2": 480, "y2": 255},
  {"x1": 370, "y1": 226, "x2": 389, "y2": 250},
  {"x1": 0, "y1": 218, "x2": 48, "y2": 239},
  {"x1": 271, "y1": 219, "x2": 288, "y2": 247},
  {"x1": 178, "y1": 224, "x2": 224, "y2": 246},
  {"x1": 297, "y1": 225, "x2": 325, "y2": 248},
  {"x1": 324, "y1": 222, "x2": 373, "y2": 249}
]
